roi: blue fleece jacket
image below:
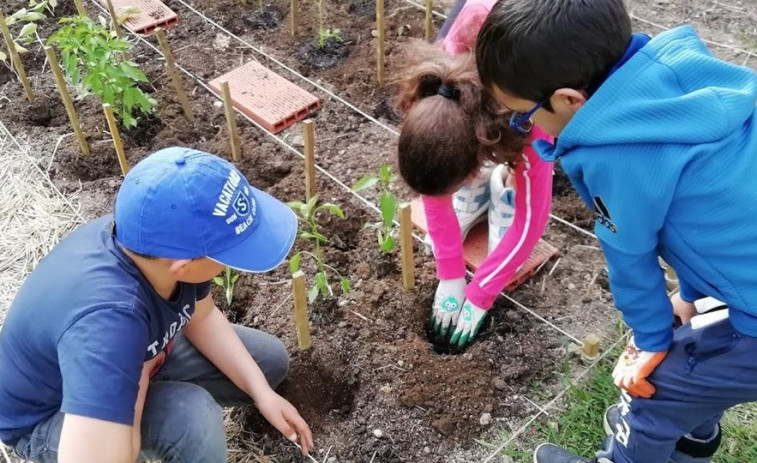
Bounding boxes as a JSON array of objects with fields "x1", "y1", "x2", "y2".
[{"x1": 535, "y1": 26, "x2": 757, "y2": 351}]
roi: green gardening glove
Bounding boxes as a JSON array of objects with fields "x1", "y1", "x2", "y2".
[{"x1": 449, "y1": 301, "x2": 487, "y2": 347}]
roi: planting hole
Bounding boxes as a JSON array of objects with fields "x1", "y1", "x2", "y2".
[{"x1": 423, "y1": 315, "x2": 493, "y2": 355}]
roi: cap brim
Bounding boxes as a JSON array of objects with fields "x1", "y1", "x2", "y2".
[{"x1": 209, "y1": 189, "x2": 297, "y2": 273}]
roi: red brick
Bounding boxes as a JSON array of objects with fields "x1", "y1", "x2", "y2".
[
  {"x1": 209, "y1": 61, "x2": 321, "y2": 134},
  {"x1": 101, "y1": 0, "x2": 178, "y2": 35}
]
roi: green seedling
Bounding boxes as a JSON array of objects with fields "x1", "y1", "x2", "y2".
[
  {"x1": 48, "y1": 16, "x2": 157, "y2": 128},
  {"x1": 352, "y1": 165, "x2": 399, "y2": 253},
  {"x1": 1, "y1": 0, "x2": 56, "y2": 63},
  {"x1": 213, "y1": 266, "x2": 240, "y2": 306},
  {"x1": 315, "y1": 0, "x2": 342, "y2": 48},
  {"x1": 288, "y1": 196, "x2": 350, "y2": 303}
]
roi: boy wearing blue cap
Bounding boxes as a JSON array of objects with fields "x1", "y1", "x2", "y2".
[
  {"x1": 0, "y1": 147, "x2": 313, "y2": 462},
  {"x1": 476, "y1": 0, "x2": 757, "y2": 463}
]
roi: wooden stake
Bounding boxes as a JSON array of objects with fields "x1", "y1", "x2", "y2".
[
  {"x1": 376, "y1": 0, "x2": 385, "y2": 85},
  {"x1": 104, "y1": 0, "x2": 124, "y2": 40},
  {"x1": 0, "y1": 12, "x2": 34, "y2": 102},
  {"x1": 103, "y1": 104, "x2": 129, "y2": 175},
  {"x1": 292, "y1": 271, "x2": 312, "y2": 350},
  {"x1": 290, "y1": 0, "x2": 298, "y2": 36},
  {"x1": 45, "y1": 47, "x2": 90, "y2": 155},
  {"x1": 154, "y1": 28, "x2": 193, "y2": 122},
  {"x1": 581, "y1": 334, "x2": 601, "y2": 362},
  {"x1": 220, "y1": 81, "x2": 242, "y2": 162},
  {"x1": 400, "y1": 203, "x2": 415, "y2": 290},
  {"x1": 73, "y1": 0, "x2": 88, "y2": 16},
  {"x1": 303, "y1": 120, "x2": 316, "y2": 200},
  {"x1": 424, "y1": 0, "x2": 433, "y2": 40}
]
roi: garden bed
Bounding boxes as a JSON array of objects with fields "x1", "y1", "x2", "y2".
[{"x1": 2, "y1": 0, "x2": 755, "y2": 461}]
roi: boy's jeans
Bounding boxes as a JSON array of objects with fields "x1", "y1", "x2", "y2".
[
  {"x1": 609, "y1": 318, "x2": 757, "y2": 463},
  {"x1": 12, "y1": 325, "x2": 289, "y2": 463}
]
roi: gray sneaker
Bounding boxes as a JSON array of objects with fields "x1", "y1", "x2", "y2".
[{"x1": 533, "y1": 443, "x2": 612, "y2": 463}]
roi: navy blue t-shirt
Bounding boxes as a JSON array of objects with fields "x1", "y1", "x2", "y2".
[{"x1": 0, "y1": 215, "x2": 211, "y2": 446}]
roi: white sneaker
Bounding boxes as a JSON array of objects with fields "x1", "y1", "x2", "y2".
[
  {"x1": 423, "y1": 163, "x2": 493, "y2": 254},
  {"x1": 488, "y1": 164, "x2": 516, "y2": 253},
  {"x1": 453, "y1": 162, "x2": 494, "y2": 239}
]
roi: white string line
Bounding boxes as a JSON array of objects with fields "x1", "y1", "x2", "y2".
[
  {"x1": 169, "y1": 0, "x2": 600, "y2": 242},
  {"x1": 399, "y1": 0, "x2": 757, "y2": 60},
  {"x1": 549, "y1": 214, "x2": 597, "y2": 240},
  {"x1": 86, "y1": 0, "x2": 595, "y2": 342},
  {"x1": 482, "y1": 331, "x2": 630, "y2": 463},
  {"x1": 171, "y1": 0, "x2": 401, "y2": 137},
  {"x1": 628, "y1": 12, "x2": 756, "y2": 58},
  {"x1": 0, "y1": 443, "x2": 11, "y2": 463},
  {"x1": 500, "y1": 292, "x2": 583, "y2": 345}
]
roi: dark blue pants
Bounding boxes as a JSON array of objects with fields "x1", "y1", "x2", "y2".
[{"x1": 610, "y1": 318, "x2": 757, "y2": 463}]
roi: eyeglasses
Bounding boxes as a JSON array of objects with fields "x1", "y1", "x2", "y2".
[{"x1": 509, "y1": 101, "x2": 544, "y2": 134}]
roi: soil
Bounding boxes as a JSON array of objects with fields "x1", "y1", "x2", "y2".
[
  {"x1": 296, "y1": 35, "x2": 352, "y2": 71},
  {"x1": 2, "y1": 0, "x2": 755, "y2": 461}
]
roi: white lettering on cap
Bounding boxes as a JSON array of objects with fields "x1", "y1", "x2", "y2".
[{"x1": 212, "y1": 169, "x2": 242, "y2": 217}]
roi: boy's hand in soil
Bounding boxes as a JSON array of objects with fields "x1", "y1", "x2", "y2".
[
  {"x1": 612, "y1": 336, "x2": 668, "y2": 398},
  {"x1": 255, "y1": 388, "x2": 314, "y2": 456},
  {"x1": 433, "y1": 277, "x2": 467, "y2": 336},
  {"x1": 449, "y1": 301, "x2": 487, "y2": 347}
]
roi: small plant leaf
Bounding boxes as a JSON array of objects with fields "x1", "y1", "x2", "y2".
[
  {"x1": 0, "y1": 51, "x2": 7, "y2": 62},
  {"x1": 340, "y1": 277, "x2": 350, "y2": 294},
  {"x1": 18, "y1": 23, "x2": 37, "y2": 39},
  {"x1": 212, "y1": 277, "x2": 224, "y2": 286},
  {"x1": 302, "y1": 195, "x2": 319, "y2": 219},
  {"x1": 379, "y1": 191, "x2": 397, "y2": 229},
  {"x1": 315, "y1": 271, "x2": 328, "y2": 291},
  {"x1": 380, "y1": 234, "x2": 396, "y2": 253},
  {"x1": 352, "y1": 175, "x2": 379, "y2": 192},
  {"x1": 307, "y1": 284, "x2": 319, "y2": 303},
  {"x1": 287, "y1": 200, "x2": 305, "y2": 214},
  {"x1": 300, "y1": 231, "x2": 327, "y2": 243},
  {"x1": 319, "y1": 203, "x2": 345, "y2": 219},
  {"x1": 379, "y1": 165, "x2": 393, "y2": 184},
  {"x1": 290, "y1": 252, "x2": 301, "y2": 273},
  {"x1": 231, "y1": 273, "x2": 240, "y2": 284}
]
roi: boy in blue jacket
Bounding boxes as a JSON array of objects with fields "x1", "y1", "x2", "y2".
[{"x1": 476, "y1": 0, "x2": 757, "y2": 462}]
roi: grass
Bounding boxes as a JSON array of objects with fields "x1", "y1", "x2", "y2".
[{"x1": 491, "y1": 338, "x2": 757, "y2": 462}]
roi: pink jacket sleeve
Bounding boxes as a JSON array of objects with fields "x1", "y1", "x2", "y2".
[
  {"x1": 440, "y1": 3, "x2": 491, "y2": 55},
  {"x1": 422, "y1": 195, "x2": 467, "y2": 280},
  {"x1": 465, "y1": 128, "x2": 555, "y2": 309}
]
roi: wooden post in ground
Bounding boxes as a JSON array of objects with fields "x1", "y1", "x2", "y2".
[
  {"x1": 376, "y1": 0, "x2": 385, "y2": 85},
  {"x1": 45, "y1": 47, "x2": 90, "y2": 155},
  {"x1": 581, "y1": 334, "x2": 601, "y2": 362},
  {"x1": 104, "y1": 0, "x2": 124, "y2": 40},
  {"x1": 0, "y1": 12, "x2": 34, "y2": 102},
  {"x1": 290, "y1": 0, "x2": 298, "y2": 36},
  {"x1": 154, "y1": 28, "x2": 193, "y2": 122},
  {"x1": 399, "y1": 203, "x2": 415, "y2": 290},
  {"x1": 103, "y1": 104, "x2": 129, "y2": 175},
  {"x1": 292, "y1": 271, "x2": 312, "y2": 350},
  {"x1": 303, "y1": 120, "x2": 316, "y2": 200},
  {"x1": 424, "y1": 0, "x2": 433, "y2": 40},
  {"x1": 219, "y1": 81, "x2": 241, "y2": 162},
  {"x1": 73, "y1": 0, "x2": 87, "y2": 16}
]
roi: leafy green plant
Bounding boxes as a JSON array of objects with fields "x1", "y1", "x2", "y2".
[
  {"x1": 288, "y1": 196, "x2": 350, "y2": 303},
  {"x1": 213, "y1": 266, "x2": 240, "y2": 306},
  {"x1": 352, "y1": 165, "x2": 399, "y2": 253},
  {"x1": 1, "y1": 0, "x2": 56, "y2": 63},
  {"x1": 315, "y1": 0, "x2": 342, "y2": 48},
  {"x1": 48, "y1": 16, "x2": 156, "y2": 127}
]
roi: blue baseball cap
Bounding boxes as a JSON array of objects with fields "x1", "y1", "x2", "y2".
[{"x1": 114, "y1": 147, "x2": 297, "y2": 272}]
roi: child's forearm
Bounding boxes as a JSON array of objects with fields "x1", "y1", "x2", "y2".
[{"x1": 422, "y1": 195, "x2": 467, "y2": 280}]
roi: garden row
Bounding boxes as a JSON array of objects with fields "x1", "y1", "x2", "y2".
[{"x1": 0, "y1": 0, "x2": 616, "y2": 460}]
